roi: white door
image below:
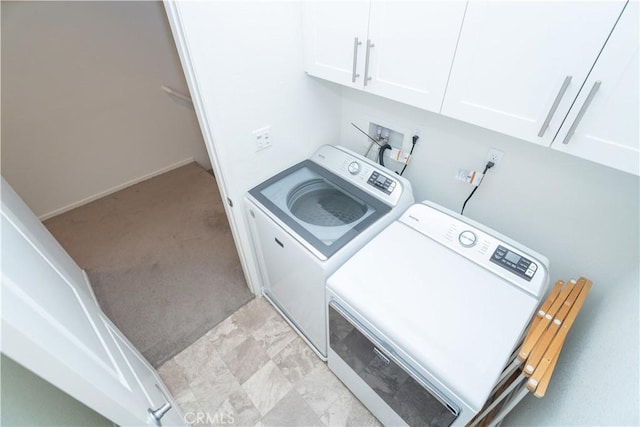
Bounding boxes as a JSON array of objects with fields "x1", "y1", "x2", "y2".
[
  {"x1": 365, "y1": 1, "x2": 467, "y2": 112},
  {"x1": 552, "y1": 2, "x2": 639, "y2": 176},
  {"x1": 0, "y1": 178, "x2": 184, "y2": 427},
  {"x1": 441, "y1": 0, "x2": 627, "y2": 146},
  {"x1": 303, "y1": 1, "x2": 371, "y2": 89}
]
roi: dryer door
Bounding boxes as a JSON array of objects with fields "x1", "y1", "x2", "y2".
[{"x1": 249, "y1": 160, "x2": 390, "y2": 260}]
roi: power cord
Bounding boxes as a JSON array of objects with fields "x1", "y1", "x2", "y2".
[
  {"x1": 460, "y1": 161, "x2": 495, "y2": 216},
  {"x1": 399, "y1": 134, "x2": 419, "y2": 176}
]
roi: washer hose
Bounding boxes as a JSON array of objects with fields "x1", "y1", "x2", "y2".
[{"x1": 378, "y1": 143, "x2": 392, "y2": 167}]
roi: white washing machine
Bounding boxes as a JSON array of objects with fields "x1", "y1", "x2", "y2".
[
  {"x1": 326, "y1": 201, "x2": 550, "y2": 426},
  {"x1": 245, "y1": 145, "x2": 414, "y2": 359}
]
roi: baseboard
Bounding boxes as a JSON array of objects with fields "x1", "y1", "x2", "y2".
[{"x1": 38, "y1": 158, "x2": 194, "y2": 220}]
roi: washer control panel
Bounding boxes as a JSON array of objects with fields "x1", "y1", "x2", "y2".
[
  {"x1": 490, "y1": 245, "x2": 537, "y2": 281},
  {"x1": 367, "y1": 171, "x2": 396, "y2": 194},
  {"x1": 311, "y1": 145, "x2": 408, "y2": 207}
]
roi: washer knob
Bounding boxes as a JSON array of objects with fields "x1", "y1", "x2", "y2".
[
  {"x1": 348, "y1": 161, "x2": 361, "y2": 175},
  {"x1": 459, "y1": 230, "x2": 477, "y2": 247}
]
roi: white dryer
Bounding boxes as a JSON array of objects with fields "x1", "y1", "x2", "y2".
[
  {"x1": 326, "y1": 201, "x2": 550, "y2": 426},
  {"x1": 245, "y1": 145, "x2": 414, "y2": 359}
]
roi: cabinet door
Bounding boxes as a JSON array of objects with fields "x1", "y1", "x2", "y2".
[
  {"x1": 552, "y1": 2, "x2": 639, "y2": 176},
  {"x1": 441, "y1": 1, "x2": 627, "y2": 146},
  {"x1": 303, "y1": 1, "x2": 371, "y2": 89},
  {"x1": 366, "y1": 1, "x2": 467, "y2": 112}
]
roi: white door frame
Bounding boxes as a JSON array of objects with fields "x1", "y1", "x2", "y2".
[{"x1": 163, "y1": 0, "x2": 262, "y2": 296}]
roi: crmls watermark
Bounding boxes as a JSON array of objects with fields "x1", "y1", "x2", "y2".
[{"x1": 184, "y1": 411, "x2": 235, "y2": 425}]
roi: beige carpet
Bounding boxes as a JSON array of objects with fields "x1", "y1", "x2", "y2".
[{"x1": 45, "y1": 163, "x2": 253, "y2": 367}]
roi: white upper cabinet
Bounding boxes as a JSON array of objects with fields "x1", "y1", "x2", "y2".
[
  {"x1": 441, "y1": 1, "x2": 627, "y2": 146},
  {"x1": 303, "y1": 1, "x2": 467, "y2": 113},
  {"x1": 365, "y1": 1, "x2": 467, "y2": 112},
  {"x1": 303, "y1": 1, "x2": 370, "y2": 90},
  {"x1": 552, "y1": 2, "x2": 639, "y2": 176}
]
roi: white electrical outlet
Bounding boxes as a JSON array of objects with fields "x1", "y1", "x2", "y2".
[
  {"x1": 487, "y1": 148, "x2": 504, "y2": 167},
  {"x1": 253, "y1": 126, "x2": 272, "y2": 151}
]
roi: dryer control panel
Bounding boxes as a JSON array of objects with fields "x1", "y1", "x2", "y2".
[
  {"x1": 398, "y1": 201, "x2": 549, "y2": 298},
  {"x1": 490, "y1": 246, "x2": 537, "y2": 281}
]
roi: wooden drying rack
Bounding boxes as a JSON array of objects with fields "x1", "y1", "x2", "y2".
[{"x1": 468, "y1": 277, "x2": 592, "y2": 427}]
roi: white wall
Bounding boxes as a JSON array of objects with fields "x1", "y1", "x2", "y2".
[
  {"x1": 338, "y1": 87, "x2": 639, "y2": 425},
  {"x1": 1, "y1": 1, "x2": 210, "y2": 219},
  {"x1": 1, "y1": 354, "x2": 113, "y2": 426},
  {"x1": 168, "y1": 1, "x2": 342, "y2": 292}
]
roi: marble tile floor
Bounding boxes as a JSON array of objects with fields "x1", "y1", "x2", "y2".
[{"x1": 158, "y1": 297, "x2": 382, "y2": 427}]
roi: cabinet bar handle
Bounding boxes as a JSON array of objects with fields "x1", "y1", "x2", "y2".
[
  {"x1": 538, "y1": 75, "x2": 572, "y2": 137},
  {"x1": 562, "y1": 81, "x2": 601, "y2": 145},
  {"x1": 352, "y1": 37, "x2": 362, "y2": 83},
  {"x1": 364, "y1": 39, "x2": 374, "y2": 86}
]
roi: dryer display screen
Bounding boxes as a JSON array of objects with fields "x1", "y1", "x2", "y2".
[{"x1": 504, "y1": 251, "x2": 521, "y2": 264}]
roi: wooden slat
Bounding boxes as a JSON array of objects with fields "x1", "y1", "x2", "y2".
[
  {"x1": 518, "y1": 280, "x2": 575, "y2": 362},
  {"x1": 533, "y1": 351, "x2": 560, "y2": 398},
  {"x1": 530, "y1": 280, "x2": 564, "y2": 331},
  {"x1": 523, "y1": 279, "x2": 585, "y2": 375},
  {"x1": 527, "y1": 278, "x2": 592, "y2": 392}
]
